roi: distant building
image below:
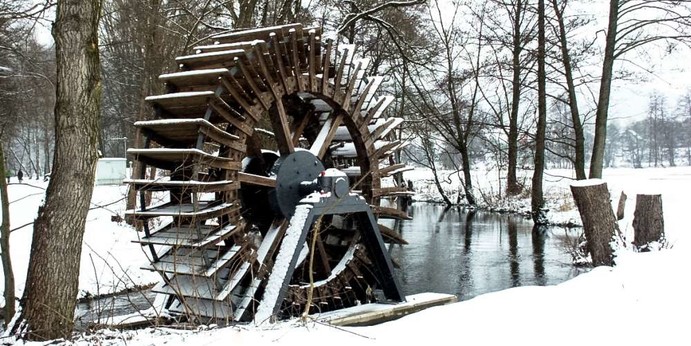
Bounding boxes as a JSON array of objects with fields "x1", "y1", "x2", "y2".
[{"x1": 95, "y1": 158, "x2": 127, "y2": 185}]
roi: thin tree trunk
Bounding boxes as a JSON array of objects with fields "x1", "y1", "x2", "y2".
[
  {"x1": 551, "y1": 0, "x2": 586, "y2": 180},
  {"x1": 0, "y1": 142, "x2": 16, "y2": 325},
  {"x1": 507, "y1": 0, "x2": 523, "y2": 195},
  {"x1": 589, "y1": 0, "x2": 619, "y2": 179},
  {"x1": 532, "y1": 0, "x2": 546, "y2": 224},
  {"x1": 570, "y1": 180, "x2": 619, "y2": 266},
  {"x1": 19, "y1": 0, "x2": 102, "y2": 340}
]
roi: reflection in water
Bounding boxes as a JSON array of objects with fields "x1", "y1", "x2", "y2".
[
  {"x1": 532, "y1": 225, "x2": 547, "y2": 286},
  {"x1": 390, "y1": 204, "x2": 583, "y2": 301}
]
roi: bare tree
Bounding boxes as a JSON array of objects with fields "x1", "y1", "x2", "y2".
[
  {"x1": 405, "y1": 0, "x2": 486, "y2": 206},
  {"x1": 16, "y1": 0, "x2": 102, "y2": 340},
  {"x1": 548, "y1": 0, "x2": 590, "y2": 179},
  {"x1": 476, "y1": 0, "x2": 537, "y2": 196},
  {"x1": 590, "y1": 0, "x2": 691, "y2": 178},
  {"x1": 532, "y1": 0, "x2": 547, "y2": 224}
]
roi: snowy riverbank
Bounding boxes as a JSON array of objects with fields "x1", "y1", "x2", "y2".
[{"x1": 2, "y1": 166, "x2": 690, "y2": 345}]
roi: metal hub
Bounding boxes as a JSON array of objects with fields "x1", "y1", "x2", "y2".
[{"x1": 270, "y1": 150, "x2": 324, "y2": 218}]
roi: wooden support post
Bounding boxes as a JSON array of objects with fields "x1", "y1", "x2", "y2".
[
  {"x1": 570, "y1": 179, "x2": 619, "y2": 266},
  {"x1": 632, "y1": 194, "x2": 665, "y2": 250}
]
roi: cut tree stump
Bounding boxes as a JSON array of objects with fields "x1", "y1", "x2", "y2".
[
  {"x1": 616, "y1": 191, "x2": 627, "y2": 221},
  {"x1": 570, "y1": 179, "x2": 619, "y2": 266},
  {"x1": 632, "y1": 194, "x2": 664, "y2": 250}
]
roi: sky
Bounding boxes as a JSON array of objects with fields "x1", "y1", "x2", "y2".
[{"x1": 1, "y1": 165, "x2": 690, "y2": 345}]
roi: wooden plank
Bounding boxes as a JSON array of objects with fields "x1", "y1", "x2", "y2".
[
  {"x1": 379, "y1": 163, "x2": 414, "y2": 177},
  {"x1": 176, "y1": 49, "x2": 245, "y2": 70},
  {"x1": 134, "y1": 222, "x2": 238, "y2": 247},
  {"x1": 158, "y1": 68, "x2": 229, "y2": 89},
  {"x1": 314, "y1": 293, "x2": 457, "y2": 326},
  {"x1": 378, "y1": 224, "x2": 408, "y2": 245},
  {"x1": 351, "y1": 76, "x2": 376, "y2": 116},
  {"x1": 359, "y1": 96, "x2": 392, "y2": 129},
  {"x1": 309, "y1": 113, "x2": 344, "y2": 159},
  {"x1": 211, "y1": 23, "x2": 303, "y2": 44},
  {"x1": 308, "y1": 29, "x2": 317, "y2": 92},
  {"x1": 371, "y1": 205, "x2": 412, "y2": 220},
  {"x1": 152, "y1": 275, "x2": 219, "y2": 300},
  {"x1": 125, "y1": 178, "x2": 238, "y2": 193},
  {"x1": 320, "y1": 39, "x2": 333, "y2": 95},
  {"x1": 220, "y1": 221, "x2": 286, "y2": 303},
  {"x1": 238, "y1": 172, "x2": 276, "y2": 187},
  {"x1": 333, "y1": 47, "x2": 349, "y2": 98},
  {"x1": 269, "y1": 33, "x2": 293, "y2": 95},
  {"x1": 372, "y1": 186, "x2": 415, "y2": 198},
  {"x1": 370, "y1": 117, "x2": 403, "y2": 142},
  {"x1": 237, "y1": 57, "x2": 271, "y2": 110},
  {"x1": 203, "y1": 244, "x2": 243, "y2": 277},
  {"x1": 168, "y1": 297, "x2": 234, "y2": 319},
  {"x1": 125, "y1": 200, "x2": 237, "y2": 219},
  {"x1": 146, "y1": 91, "x2": 213, "y2": 109},
  {"x1": 209, "y1": 102, "x2": 253, "y2": 136},
  {"x1": 289, "y1": 29, "x2": 304, "y2": 92},
  {"x1": 193, "y1": 41, "x2": 259, "y2": 54},
  {"x1": 127, "y1": 148, "x2": 241, "y2": 171},
  {"x1": 219, "y1": 75, "x2": 260, "y2": 121},
  {"x1": 339, "y1": 61, "x2": 362, "y2": 111}
]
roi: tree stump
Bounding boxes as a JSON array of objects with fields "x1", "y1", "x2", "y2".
[
  {"x1": 616, "y1": 191, "x2": 627, "y2": 220},
  {"x1": 570, "y1": 179, "x2": 619, "y2": 266},
  {"x1": 632, "y1": 194, "x2": 664, "y2": 250}
]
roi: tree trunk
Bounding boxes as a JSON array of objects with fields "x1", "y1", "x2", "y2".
[
  {"x1": 551, "y1": 0, "x2": 586, "y2": 180},
  {"x1": 589, "y1": 0, "x2": 619, "y2": 179},
  {"x1": 506, "y1": 0, "x2": 524, "y2": 196},
  {"x1": 532, "y1": 0, "x2": 546, "y2": 224},
  {"x1": 570, "y1": 180, "x2": 619, "y2": 266},
  {"x1": 0, "y1": 142, "x2": 16, "y2": 325},
  {"x1": 632, "y1": 194, "x2": 664, "y2": 249},
  {"x1": 19, "y1": 0, "x2": 102, "y2": 340}
]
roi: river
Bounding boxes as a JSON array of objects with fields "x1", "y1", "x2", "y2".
[{"x1": 390, "y1": 203, "x2": 586, "y2": 301}]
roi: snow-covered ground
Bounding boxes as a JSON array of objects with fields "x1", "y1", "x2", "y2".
[{"x1": 1, "y1": 166, "x2": 690, "y2": 345}]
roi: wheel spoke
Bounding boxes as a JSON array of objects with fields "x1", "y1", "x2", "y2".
[
  {"x1": 309, "y1": 112, "x2": 343, "y2": 159},
  {"x1": 269, "y1": 103, "x2": 295, "y2": 155},
  {"x1": 238, "y1": 172, "x2": 277, "y2": 188}
]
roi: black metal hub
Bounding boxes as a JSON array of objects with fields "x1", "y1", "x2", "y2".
[{"x1": 270, "y1": 150, "x2": 324, "y2": 218}]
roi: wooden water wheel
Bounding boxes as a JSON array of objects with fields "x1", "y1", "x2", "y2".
[{"x1": 125, "y1": 23, "x2": 412, "y2": 324}]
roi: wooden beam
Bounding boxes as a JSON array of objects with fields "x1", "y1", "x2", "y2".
[
  {"x1": 321, "y1": 39, "x2": 333, "y2": 95},
  {"x1": 309, "y1": 112, "x2": 344, "y2": 159},
  {"x1": 238, "y1": 172, "x2": 277, "y2": 188}
]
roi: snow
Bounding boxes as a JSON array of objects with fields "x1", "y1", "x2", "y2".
[
  {"x1": 1, "y1": 166, "x2": 691, "y2": 345},
  {"x1": 253, "y1": 204, "x2": 312, "y2": 324}
]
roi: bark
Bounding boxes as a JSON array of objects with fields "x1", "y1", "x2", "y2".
[
  {"x1": 570, "y1": 180, "x2": 619, "y2": 266},
  {"x1": 19, "y1": 0, "x2": 102, "y2": 340},
  {"x1": 506, "y1": 0, "x2": 524, "y2": 196},
  {"x1": 551, "y1": 0, "x2": 586, "y2": 180},
  {"x1": 616, "y1": 191, "x2": 626, "y2": 220},
  {"x1": 632, "y1": 194, "x2": 664, "y2": 249},
  {"x1": 532, "y1": 0, "x2": 546, "y2": 224},
  {"x1": 0, "y1": 142, "x2": 15, "y2": 324},
  {"x1": 589, "y1": 0, "x2": 619, "y2": 179}
]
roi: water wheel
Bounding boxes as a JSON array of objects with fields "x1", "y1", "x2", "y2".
[{"x1": 125, "y1": 23, "x2": 412, "y2": 324}]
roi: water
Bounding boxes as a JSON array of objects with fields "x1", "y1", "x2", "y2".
[
  {"x1": 75, "y1": 204, "x2": 585, "y2": 325},
  {"x1": 389, "y1": 204, "x2": 585, "y2": 301}
]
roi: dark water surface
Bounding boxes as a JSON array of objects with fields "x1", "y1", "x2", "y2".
[{"x1": 389, "y1": 203, "x2": 585, "y2": 301}]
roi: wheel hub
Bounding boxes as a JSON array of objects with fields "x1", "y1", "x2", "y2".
[{"x1": 270, "y1": 150, "x2": 324, "y2": 218}]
